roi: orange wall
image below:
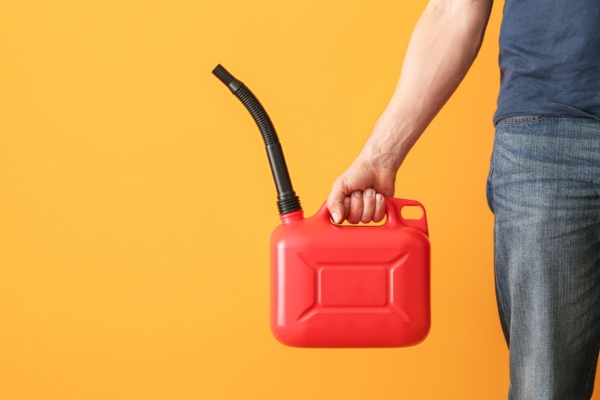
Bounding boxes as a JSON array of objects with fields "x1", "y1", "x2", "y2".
[{"x1": 2, "y1": 1, "x2": 595, "y2": 399}]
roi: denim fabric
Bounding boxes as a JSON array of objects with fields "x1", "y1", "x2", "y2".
[{"x1": 487, "y1": 116, "x2": 600, "y2": 399}]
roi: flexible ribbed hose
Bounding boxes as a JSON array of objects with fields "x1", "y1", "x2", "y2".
[
  {"x1": 212, "y1": 64, "x2": 302, "y2": 215},
  {"x1": 234, "y1": 86, "x2": 278, "y2": 146}
]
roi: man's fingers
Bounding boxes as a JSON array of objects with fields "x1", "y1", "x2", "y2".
[
  {"x1": 373, "y1": 193, "x2": 386, "y2": 222},
  {"x1": 326, "y1": 162, "x2": 394, "y2": 224},
  {"x1": 361, "y1": 188, "x2": 376, "y2": 223},
  {"x1": 347, "y1": 191, "x2": 364, "y2": 224},
  {"x1": 329, "y1": 190, "x2": 385, "y2": 224},
  {"x1": 327, "y1": 179, "x2": 348, "y2": 223},
  {"x1": 329, "y1": 204, "x2": 344, "y2": 224}
]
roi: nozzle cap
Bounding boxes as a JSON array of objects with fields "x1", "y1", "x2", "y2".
[{"x1": 212, "y1": 64, "x2": 243, "y2": 93}]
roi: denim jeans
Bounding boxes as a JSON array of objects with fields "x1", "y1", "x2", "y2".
[{"x1": 487, "y1": 116, "x2": 600, "y2": 399}]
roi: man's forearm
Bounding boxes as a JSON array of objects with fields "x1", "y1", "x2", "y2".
[{"x1": 358, "y1": 0, "x2": 494, "y2": 172}]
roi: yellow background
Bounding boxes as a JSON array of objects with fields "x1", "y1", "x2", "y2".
[{"x1": 2, "y1": 1, "x2": 596, "y2": 399}]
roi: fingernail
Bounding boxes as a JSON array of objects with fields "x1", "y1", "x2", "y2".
[
  {"x1": 376, "y1": 194, "x2": 384, "y2": 203},
  {"x1": 354, "y1": 191, "x2": 362, "y2": 197},
  {"x1": 365, "y1": 189, "x2": 374, "y2": 197},
  {"x1": 332, "y1": 212, "x2": 339, "y2": 223}
]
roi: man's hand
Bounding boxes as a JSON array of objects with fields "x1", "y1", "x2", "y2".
[{"x1": 327, "y1": 160, "x2": 396, "y2": 224}]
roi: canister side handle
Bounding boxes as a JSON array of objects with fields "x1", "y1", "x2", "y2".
[
  {"x1": 384, "y1": 197, "x2": 428, "y2": 236},
  {"x1": 315, "y1": 197, "x2": 428, "y2": 236}
]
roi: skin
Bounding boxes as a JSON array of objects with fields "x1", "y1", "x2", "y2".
[{"x1": 327, "y1": 0, "x2": 494, "y2": 224}]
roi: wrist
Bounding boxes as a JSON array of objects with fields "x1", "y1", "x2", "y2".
[
  {"x1": 356, "y1": 144, "x2": 404, "y2": 173},
  {"x1": 358, "y1": 113, "x2": 415, "y2": 172}
]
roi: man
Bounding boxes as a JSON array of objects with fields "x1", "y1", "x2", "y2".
[{"x1": 326, "y1": 0, "x2": 600, "y2": 398}]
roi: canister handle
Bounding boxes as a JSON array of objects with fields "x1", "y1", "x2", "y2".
[
  {"x1": 317, "y1": 196, "x2": 428, "y2": 236},
  {"x1": 384, "y1": 197, "x2": 428, "y2": 236}
]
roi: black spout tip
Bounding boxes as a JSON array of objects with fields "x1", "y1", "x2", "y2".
[
  {"x1": 212, "y1": 64, "x2": 243, "y2": 93},
  {"x1": 212, "y1": 64, "x2": 233, "y2": 85}
]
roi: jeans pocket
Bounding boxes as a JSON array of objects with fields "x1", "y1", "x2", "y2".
[
  {"x1": 486, "y1": 166, "x2": 494, "y2": 214},
  {"x1": 496, "y1": 115, "x2": 548, "y2": 125}
]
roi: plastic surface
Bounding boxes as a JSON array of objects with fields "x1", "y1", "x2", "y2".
[{"x1": 270, "y1": 197, "x2": 430, "y2": 348}]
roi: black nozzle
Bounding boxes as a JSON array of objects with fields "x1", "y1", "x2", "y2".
[
  {"x1": 212, "y1": 64, "x2": 302, "y2": 215},
  {"x1": 212, "y1": 64, "x2": 243, "y2": 93}
]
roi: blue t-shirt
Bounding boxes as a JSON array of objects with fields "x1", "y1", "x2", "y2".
[{"x1": 494, "y1": 0, "x2": 600, "y2": 124}]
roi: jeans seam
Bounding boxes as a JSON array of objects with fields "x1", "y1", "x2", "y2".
[
  {"x1": 497, "y1": 115, "x2": 548, "y2": 125},
  {"x1": 486, "y1": 133, "x2": 496, "y2": 214},
  {"x1": 486, "y1": 169, "x2": 494, "y2": 213}
]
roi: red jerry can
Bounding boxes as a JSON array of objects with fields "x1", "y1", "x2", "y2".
[
  {"x1": 270, "y1": 199, "x2": 430, "y2": 348},
  {"x1": 213, "y1": 64, "x2": 431, "y2": 348}
]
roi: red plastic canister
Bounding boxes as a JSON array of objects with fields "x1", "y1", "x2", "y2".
[
  {"x1": 270, "y1": 198, "x2": 430, "y2": 348},
  {"x1": 213, "y1": 64, "x2": 431, "y2": 348}
]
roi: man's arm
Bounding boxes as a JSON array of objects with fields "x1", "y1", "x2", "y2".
[{"x1": 327, "y1": 0, "x2": 494, "y2": 224}]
